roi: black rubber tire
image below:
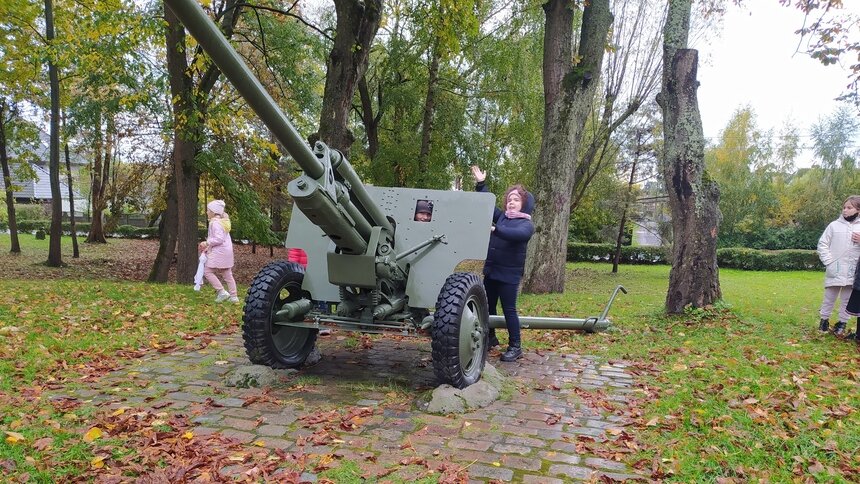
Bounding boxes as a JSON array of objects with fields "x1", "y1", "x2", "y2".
[
  {"x1": 242, "y1": 261, "x2": 317, "y2": 368},
  {"x1": 431, "y1": 272, "x2": 489, "y2": 389}
]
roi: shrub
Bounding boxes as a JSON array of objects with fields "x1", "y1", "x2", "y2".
[
  {"x1": 717, "y1": 248, "x2": 820, "y2": 271},
  {"x1": 17, "y1": 220, "x2": 49, "y2": 232},
  {"x1": 717, "y1": 227, "x2": 820, "y2": 250},
  {"x1": 566, "y1": 243, "x2": 669, "y2": 265},
  {"x1": 62, "y1": 222, "x2": 90, "y2": 234},
  {"x1": 112, "y1": 225, "x2": 138, "y2": 237},
  {"x1": 567, "y1": 243, "x2": 821, "y2": 271},
  {"x1": 133, "y1": 227, "x2": 159, "y2": 238},
  {"x1": 14, "y1": 204, "x2": 49, "y2": 221}
]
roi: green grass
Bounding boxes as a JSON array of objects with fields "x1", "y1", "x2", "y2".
[
  {"x1": 518, "y1": 264, "x2": 858, "y2": 482},
  {"x1": 291, "y1": 375, "x2": 322, "y2": 387},
  {"x1": 0, "y1": 279, "x2": 240, "y2": 391},
  {"x1": 0, "y1": 276, "x2": 243, "y2": 479}
]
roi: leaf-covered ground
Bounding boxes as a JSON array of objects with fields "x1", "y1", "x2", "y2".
[
  {"x1": 517, "y1": 266, "x2": 860, "y2": 482},
  {"x1": 0, "y1": 234, "x2": 858, "y2": 482},
  {"x1": 0, "y1": 235, "x2": 289, "y2": 284}
]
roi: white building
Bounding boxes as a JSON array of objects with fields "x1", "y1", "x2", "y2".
[
  {"x1": 2, "y1": 163, "x2": 87, "y2": 215},
  {"x1": 1, "y1": 132, "x2": 88, "y2": 216}
]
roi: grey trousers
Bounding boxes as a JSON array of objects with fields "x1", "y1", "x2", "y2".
[{"x1": 820, "y1": 285, "x2": 853, "y2": 322}]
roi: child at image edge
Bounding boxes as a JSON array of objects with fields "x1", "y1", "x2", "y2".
[
  {"x1": 199, "y1": 200, "x2": 239, "y2": 303},
  {"x1": 816, "y1": 195, "x2": 860, "y2": 336}
]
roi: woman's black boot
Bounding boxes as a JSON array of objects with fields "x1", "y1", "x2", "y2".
[
  {"x1": 501, "y1": 345, "x2": 522, "y2": 362},
  {"x1": 818, "y1": 318, "x2": 830, "y2": 332}
]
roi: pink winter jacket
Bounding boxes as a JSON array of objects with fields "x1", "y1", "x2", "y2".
[{"x1": 205, "y1": 216, "x2": 234, "y2": 269}]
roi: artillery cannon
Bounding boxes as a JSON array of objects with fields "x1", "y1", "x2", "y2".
[{"x1": 164, "y1": 0, "x2": 625, "y2": 388}]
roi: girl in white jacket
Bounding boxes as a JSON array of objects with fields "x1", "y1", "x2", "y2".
[{"x1": 816, "y1": 195, "x2": 860, "y2": 336}]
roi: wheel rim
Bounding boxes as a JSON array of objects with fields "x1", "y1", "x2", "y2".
[
  {"x1": 458, "y1": 294, "x2": 485, "y2": 379},
  {"x1": 270, "y1": 279, "x2": 310, "y2": 357}
]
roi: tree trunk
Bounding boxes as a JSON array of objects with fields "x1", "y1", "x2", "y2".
[
  {"x1": 86, "y1": 111, "x2": 107, "y2": 243},
  {"x1": 357, "y1": 76, "x2": 381, "y2": 160},
  {"x1": 613, "y1": 147, "x2": 639, "y2": 273},
  {"x1": 417, "y1": 41, "x2": 440, "y2": 187},
  {"x1": 173, "y1": 134, "x2": 199, "y2": 283},
  {"x1": 270, "y1": 172, "x2": 283, "y2": 233},
  {"x1": 153, "y1": 0, "x2": 242, "y2": 283},
  {"x1": 45, "y1": 0, "x2": 62, "y2": 267},
  {"x1": 149, "y1": 175, "x2": 178, "y2": 282},
  {"x1": 392, "y1": 98, "x2": 406, "y2": 186},
  {"x1": 318, "y1": 0, "x2": 382, "y2": 154},
  {"x1": 161, "y1": 3, "x2": 200, "y2": 283},
  {"x1": 64, "y1": 142, "x2": 79, "y2": 258},
  {"x1": 657, "y1": 0, "x2": 721, "y2": 314},
  {"x1": 147, "y1": 209, "x2": 161, "y2": 228},
  {"x1": 521, "y1": 0, "x2": 613, "y2": 294},
  {"x1": 0, "y1": 101, "x2": 21, "y2": 254}
]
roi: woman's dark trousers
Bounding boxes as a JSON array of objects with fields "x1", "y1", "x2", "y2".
[{"x1": 484, "y1": 277, "x2": 521, "y2": 347}]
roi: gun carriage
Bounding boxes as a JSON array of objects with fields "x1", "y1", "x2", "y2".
[{"x1": 165, "y1": 0, "x2": 625, "y2": 388}]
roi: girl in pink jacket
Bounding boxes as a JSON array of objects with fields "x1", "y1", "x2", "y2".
[{"x1": 199, "y1": 200, "x2": 238, "y2": 303}]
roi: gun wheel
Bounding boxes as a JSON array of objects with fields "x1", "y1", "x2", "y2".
[
  {"x1": 242, "y1": 261, "x2": 317, "y2": 368},
  {"x1": 431, "y1": 272, "x2": 489, "y2": 389}
]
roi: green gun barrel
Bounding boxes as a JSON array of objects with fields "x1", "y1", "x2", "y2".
[{"x1": 164, "y1": 0, "x2": 322, "y2": 178}]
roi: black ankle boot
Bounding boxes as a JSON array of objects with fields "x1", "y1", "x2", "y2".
[
  {"x1": 500, "y1": 345, "x2": 522, "y2": 362},
  {"x1": 818, "y1": 318, "x2": 830, "y2": 332},
  {"x1": 833, "y1": 321, "x2": 847, "y2": 337},
  {"x1": 487, "y1": 331, "x2": 500, "y2": 348}
]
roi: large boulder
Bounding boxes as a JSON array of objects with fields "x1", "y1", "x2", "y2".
[
  {"x1": 421, "y1": 363, "x2": 506, "y2": 414},
  {"x1": 225, "y1": 365, "x2": 297, "y2": 388}
]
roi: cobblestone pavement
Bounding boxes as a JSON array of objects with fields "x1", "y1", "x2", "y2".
[{"x1": 63, "y1": 333, "x2": 643, "y2": 482}]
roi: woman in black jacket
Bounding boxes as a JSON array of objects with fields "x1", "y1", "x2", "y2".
[{"x1": 471, "y1": 165, "x2": 535, "y2": 362}]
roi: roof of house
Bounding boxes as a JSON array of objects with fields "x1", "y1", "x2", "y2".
[{"x1": 7, "y1": 130, "x2": 89, "y2": 166}]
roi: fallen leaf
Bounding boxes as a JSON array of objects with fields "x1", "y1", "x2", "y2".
[
  {"x1": 4, "y1": 431, "x2": 25, "y2": 444},
  {"x1": 83, "y1": 427, "x2": 103, "y2": 442},
  {"x1": 32, "y1": 437, "x2": 53, "y2": 451}
]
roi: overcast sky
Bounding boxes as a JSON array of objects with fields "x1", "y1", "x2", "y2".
[{"x1": 693, "y1": 1, "x2": 859, "y2": 164}]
